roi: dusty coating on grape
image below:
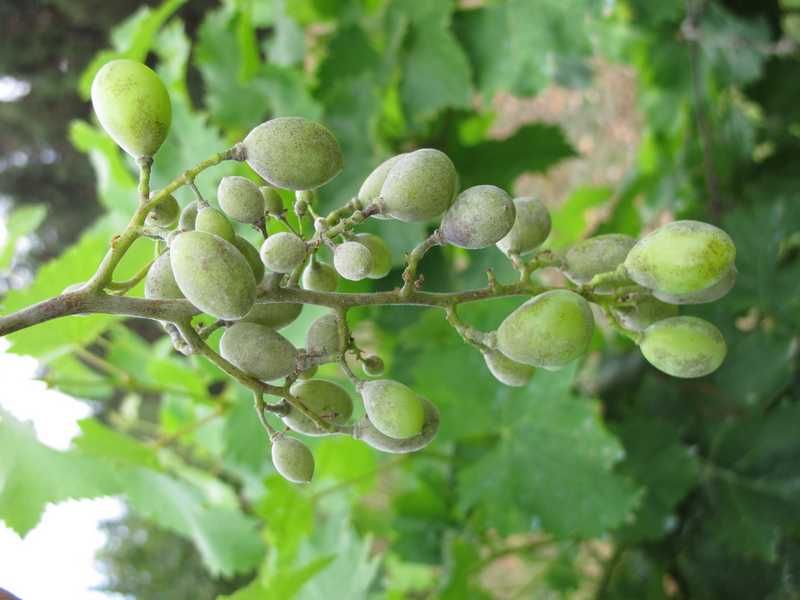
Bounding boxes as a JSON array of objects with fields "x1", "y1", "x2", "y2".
[
  {"x1": 144, "y1": 252, "x2": 183, "y2": 300},
  {"x1": 497, "y1": 290, "x2": 594, "y2": 369},
  {"x1": 653, "y1": 265, "x2": 737, "y2": 305},
  {"x1": 611, "y1": 295, "x2": 678, "y2": 332},
  {"x1": 170, "y1": 231, "x2": 256, "y2": 320},
  {"x1": 259, "y1": 232, "x2": 306, "y2": 274},
  {"x1": 220, "y1": 322, "x2": 297, "y2": 381},
  {"x1": 179, "y1": 201, "x2": 198, "y2": 230},
  {"x1": 231, "y1": 235, "x2": 265, "y2": 283},
  {"x1": 90, "y1": 59, "x2": 171, "y2": 158},
  {"x1": 243, "y1": 117, "x2": 343, "y2": 191},
  {"x1": 242, "y1": 302, "x2": 302, "y2": 329},
  {"x1": 442, "y1": 185, "x2": 516, "y2": 249},
  {"x1": 334, "y1": 240, "x2": 373, "y2": 281},
  {"x1": 496, "y1": 196, "x2": 551, "y2": 255},
  {"x1": 271, "y1": 436, "x2": 314, "y2": 483},
  {"x1": 305, "y1": 313, "x2": 341, "y2": 357},
  {"x1": 624, "y1": 220, "x2": 736, "y2": 296},
  {"x1": 482, "y1": 349, "x2": 535, "y2": 387},
  {"x1": 302, "y1": 260, "x2": 338, "y2": 292},
  {"x1": 218, "y1": 176, "x2": 265, "y2": 224},
  {"x1": 355, "y1": 233, "x2": 391, "y2": 278},
  {"x1": 378, "y1": 149, "x2": 458, "y2": 222},
  {"x1": 353, "y1": 397, "x2": 439, "y2": 453},
  {"x1": 358, "y1": 154, "x2": 406, "y2": 218},
  {"x1": 284, "y1": 379, "x2": 353, "y2": 436},
  {"x1": 195, "y1": 207, "x2": 235, "y2": 243},
  {"x1": 361, "y1": 379, "x2": 425, "y2": 439},
  {"x1": 640, "y1": 316, "x2": 726, "y2": 378},
  {"x1": 564, "y1": 234, "x2": 636, "y2": 285},
  {"x1": 145, "y1": 192, "x2": 179, "y2": 228}
]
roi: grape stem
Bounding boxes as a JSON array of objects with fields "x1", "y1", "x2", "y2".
[{"x1": 401, "y1": 229, "x2": 443, "y2": 297}]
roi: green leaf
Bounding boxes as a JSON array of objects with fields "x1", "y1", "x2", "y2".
[
  {"x1": 438, "y1": 533, "x2": 492, "y2": 599},
  {"x1": 457, "y1": 368, "x2": 641, "y2": 537},
  {"x1": 73, "y1": 419, "x2": 161, "y2": 470},
  {"x1": 218, "y1": 555, "x2": 335, "y2": 600},
  {"x1": 222, "y1": 392, "x2": 270, "y2": 471},
  {"x1": 548, "y1": 186, "x2": 613, "y2": 250},
  {"x1": 256, "y1": 476, "x2": 315, "y2": 565},
  {"x1": 0, "y1": 204, "x2": 46, "y2": 270},
  {"x1": 0, "y1": 410, "x2": 120, "y2": 535}
]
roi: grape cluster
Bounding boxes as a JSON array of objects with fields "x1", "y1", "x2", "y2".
[{"x1": 91, "y1": 60, "x2": 737, "y2": 484}]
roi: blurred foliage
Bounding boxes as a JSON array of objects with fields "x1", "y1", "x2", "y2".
[{"x1": 1, "y1": 0, "x2": 800, "y2": 598}]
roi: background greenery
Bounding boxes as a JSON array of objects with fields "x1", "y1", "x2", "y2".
[{"x1": 1, "y1": 0, "x2": 799, "y2": 598}]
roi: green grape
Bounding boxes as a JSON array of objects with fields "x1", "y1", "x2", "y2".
[
  {"x1": 481, "y1": 349, "x2": 535, "y2": 387},
  {"x1": 260, "y1": 186, "x2": 285, "y2": 215},
  {"x1": 220, "y1": 322, "x2": 297, "y2": 381},
  {"x1": 302, "y1": 259, "x2": 338, "y2": 292},
  {"x1": 243, "y1": 117, "x2": 343, "y2": 191},
  {"x1": 259, "y1": 232, "x2": 306, "y2": 274},
  {"x1": 652, "y1": 266, "x2": 737, "y2": 305},
  {"x1": 360, "y1": 379, "x2": 425, "y2": 439},
  {"x1": 178, "y1": 201, "x2": 198, "y2": 231},
  {"x1": 496, "y1": 290, "x2": 594, "y2": 369},
  {"x1": 362, "y1": 355, "x2": 384, "y2": 377},
  {"x1": 90, "y1": 59, "x2": 171, "y2": 158},
  {"x1": 441, "y1": 185, "x2": 516, "y2": 249},
  {"x1": 145, "y1": 192, "x2": 179, "y2": 228},
  {"x1": 295, "y1": 190, "x2": 314, "y2": 206},
  {"x1": 355, "y1": 233, "x2": 391, "y2": 279},
  {"x1": 639, "y1": 316, "x2": 726, "y2": 378},
  {"x1": 353, "y1": 397, "x2": 438, "y2": 454},
  {"x1": 610, "y1": 296, "x2": 678, "y2": 332},
  {"x1": 305, "y1": 313, "x2": 341, "y2": 357},
  {"x1": 195, "y1": 206, "x2": 235, "y2": 243},
  {"x1": 230, "y1": 235, "x2": 265, "y2": 283},
  {"x1": 378, "y1": 148, "x2": 458, "y2": 222},
  {"x1": 170, "y1": 231, "x2": 256, "y2": 320},
  {"x1": 144, "y1": 252, "x2": 183, "y2": 300},
  {"x1": 333, "y1": 240, "x2": 373, "y2": 281},
  {"x1": 271, "y1": 435, "x2": 314, "y2": 484},
  {"x1": 242, "y1": 302, "x2": 302, "y2": 330},
  {"x1": 496, "y1": 196, "x2": 551, "y2": 255},
  {"x1": 283, "y1": 379, "x2": 354, "y2": 436},
  {"x1": 218, "y1": 176, "x2": 265, "y2": 224},
  {"x1": 357, "y1": 154, "x2": 406, "y2": 219},
  {"x1": 624, "y1": 220, "x2": 736, "y2": 297},
  {"x1": 564, "y1": 234, "x2": 636, "y2": 287}
]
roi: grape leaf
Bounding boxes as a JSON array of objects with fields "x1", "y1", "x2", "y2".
[
  {"x1": 222, "y1": 391, "x2": 270, "y2": 471},
  {"x1": 0, "y1": 204, "x2": 46, "y2": 270},
  {"x1": 72, "y1": 419, "x2": 160, "y2": 470},
  {"x1": 438, "y1": 533, "x2": 492, "y2": 599},
  {"x1": 217, "y1": 555, "x2": 335, "y2": 600}
]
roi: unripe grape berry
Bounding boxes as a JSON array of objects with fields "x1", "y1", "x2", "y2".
[
  {"x1": 179, "y1": 201, "x2": 198, "y2": 230},
  {"x1": 231, "y1": 235, "x2": 265, "y2": 283},
  {"x1": 259, "y1": 232, "x2": 306, "y2": 274},
  {"x1": 284, "y1": 379, "x2": 354, "y2": 436},
  {"x1": 624, "y1": 220, "x2": 736, "y2": 297},
  {"x1": 145, "y1": 192, "x2": 180, "y2": 228},
  {"x1": 353, "y1": 396, "x2": 439, "y2": 453},
  {"x1": 305, "y1": 313, "x2": 341, "y2": 357},
  {"x1": 564, "y1": 234, "x2": 636, "y2": 287},
  {"x1": 497, "y1": 290, "x2": 594, "y2": 369},
  {"x1": 218, "y1": 176, "x2": 265, "y2": 224},
  {"x1": 302, "y1": 259, "x2": 338, "y2": 292},
  {"x1": 355, "y1": 233, "x2": 391, "y2": 279},
  {"x1": 144, "y1": 252, "x2": 183, "y2": 300},
  {"x1": 333, "y1": 241, "x2": 373, "y2": 281},
  {"x1": 271, "y1": 435, "x2": 314, "y2": 483},
  {"x1": 639, "y1": 316, "x2": 726, "y2": 378},
  {"x1": 611, "y1": 296, "x2": 678, "y2": 332},
  {"x1": 260, "y1": 186, "x2": 285, "y2": 215},
  {"x1": 170, "y1": 231, "x2": 256, "y2": 320},
  {"x1": 496, "y1": 196, "x2": 551, "y2": 255},
  {"x1": 360, "y1": 379, "x2": 425, "y2": 439},
  {"x1": 220, "y1": 322, "x2": 297, "y2": 381},
  {"x1": 441, "y1": 185, "x2": 516, "y2": 249},
  {"x1": 362, "y1": 355, "x2": 384, "y2": 377},
  {"x1": 378, "y1": 149, "x2": 458, "y2": 222},
  {"x1": 195, "y1": 206, "x2": 235, "y2": 243},
  {"x1": 653, "y1": 266, "x2": 737, "y2": 305},
  {"x1": 243, "y1": 117, "x2": 343, "y2": 190},
  {"x1": 90, "y1": 59, "x2": 171, "y2": 158},
  {"x1": 358, "y1": 154, "x2": 407, "y2": 219},
  {"x1": 243, "y1": 302, "x2": 302, "y2": 330},
  {"x1": 481, "y1": 349, "x2": 535, "y2": 387},
  {"x1": 298, "y1": 365, "x2": 317, "y2": 380}
]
